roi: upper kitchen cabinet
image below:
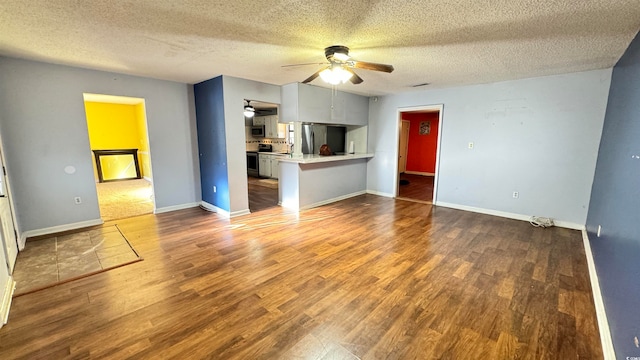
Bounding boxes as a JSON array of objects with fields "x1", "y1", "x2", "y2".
[
  {"x1": 331, "y1": 90, "x2": 369, "y2": 126},
  {"x1": 281, "y1": 83, "x2": 369, "y2": 126},
  {"x1": 254, "y1": 115, "x2": 284, "y2": 138},
  {"x1": 264, "y1": 116, "x2": 281, "y2": 138}
]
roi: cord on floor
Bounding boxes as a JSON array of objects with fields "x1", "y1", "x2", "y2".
[{"x1": 530, "y1": 216, "x2": 554, "y2": 228}]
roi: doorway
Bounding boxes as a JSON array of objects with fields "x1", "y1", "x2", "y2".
[
  {"x1": 395, "y1": 105, "x2": 443, "y2": 204},
  {"x1": 83, "y1": 93, "x2": 155, "y2": 221},
  {"x1": 245, "y1": 100, "x2": 285, "y2": 213}
]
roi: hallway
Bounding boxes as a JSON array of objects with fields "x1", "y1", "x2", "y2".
[{"x1": 398, "y1": 173, "x2": 434, "y2": 203}]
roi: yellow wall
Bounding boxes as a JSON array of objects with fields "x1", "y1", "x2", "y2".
[{"x1": 84, "y1": 101, "x2": 151, "y2": 180}]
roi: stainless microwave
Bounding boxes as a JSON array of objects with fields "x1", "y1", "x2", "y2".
[{"x1": 251, "y1": 126, "x2": 265, "y2": 137}]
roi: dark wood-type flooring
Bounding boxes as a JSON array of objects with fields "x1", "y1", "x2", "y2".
[
  {"x1": 398, "y1": 173, "x2": 434, "y2": 203},
  {"x1": 0, "y1": 195, "x2": 602, "y2": 359},
  {"x1": 248, "y1": 176, "x2": 279, "y2": 213}
]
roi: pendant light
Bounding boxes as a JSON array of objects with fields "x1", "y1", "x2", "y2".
[{"x1": 244, "y1": 100, "x2": 255, "y2": 118}]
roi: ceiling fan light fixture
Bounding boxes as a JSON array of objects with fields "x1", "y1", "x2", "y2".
[
  {"x1": 244, "y1": 100, "x2": 255, "y2": 117},
  {"x1": 300, "y1": 45, "x2": 393, "y2": 85},
  {"x1": 319, "y1": 65, "x2": 353, "y2": 85},
  {"x1": 333, "y1": 52, "x2": 350, "y2": 62}
]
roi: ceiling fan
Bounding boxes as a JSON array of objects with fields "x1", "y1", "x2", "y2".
[{"x1": 291, "y1": 45, "x2": 394, "y2": 85}]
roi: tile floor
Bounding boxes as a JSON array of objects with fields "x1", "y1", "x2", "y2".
[{"x1": 12, "y1": 225, "x2": 140, "y2": 295}]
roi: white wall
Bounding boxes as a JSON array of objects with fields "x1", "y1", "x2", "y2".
[
  {"x1": 0, "y1": 57, "x2": 200, "y2": 236},
  {"x1": 221, "y1": 76, "x2": 281, "y2": 215},
  {"x1": 367, "y1": 69, "x2": 612, "y2": 226}
]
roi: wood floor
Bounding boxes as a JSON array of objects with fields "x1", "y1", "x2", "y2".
[
  {"x1": 248, "y1": 176, "x2": 279, "y2": 213},
  {"x1": 0, "y1": 195, "x2": 602, "y2": 359},
  {"x1": 398, "y1": 173, "x2": 434, "y2": 203}
]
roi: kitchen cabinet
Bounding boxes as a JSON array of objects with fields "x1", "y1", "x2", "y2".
[
  {"x1": 332, "y1": 91, "x2": 369, "y2": 126},
  {"x1": 270, "y1": 157, "x2": 279, "y2": 179},
  {"x1": 265, "y1": 116, "x2": 278, "y2": 138},
  {"x1": 259, "y1": 154, "x2": 271, "y2": 178},
  {"x1": 258, "y1": 153, "x2": 282, "y2": 179},
  {"x1": 281, "y1": 83, "x2": 369, "y2": 125},
  {"x1": 255, "y1": 115, "x2": 284, "y2": 138}
]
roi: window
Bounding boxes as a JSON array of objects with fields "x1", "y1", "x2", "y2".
[{"x1": 288, "y1": 124, "x2": 295, "y2": 146}]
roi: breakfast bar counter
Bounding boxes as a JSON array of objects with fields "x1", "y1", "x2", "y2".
[
  {"x1": 278, "y1": 153, "x2": 374, "y2": 164},
  {"x1": 278, "y1": 153, "x2": 373, "y2": 210}
]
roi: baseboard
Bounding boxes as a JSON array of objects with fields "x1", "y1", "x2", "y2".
[
  {"x1": 552, "y1": 220, "x2": 586, "y2": 231},
  {"x1": 230, "y1": 209, "x2": 251, "y2": 218},
  {"x1": 199, "y1": 201, "x2": 230, "y2": 218},
  {"x1": 581, "y1": 230, "x2": 616, "y2": 359},
  {"x1": 434, "y1": 201, "x2": 584, "y2": 230},
  {"x1": 198, "y1": 202, "x2": 249, "y2": 218},
  {"x1": 20, "y1": 219, "x2": 104, "y2": 249},
  {"x1": 0, "y1": 276, "x2": 16, "y2": 329},
  {"x1": 405, "y1": 171, "x2": 434, "y2": 176},
  {"x1": 366, "y1": 190, "x2": 395, "y2": 198},
  {"x1": 154, "y1": 202, "x2": 199, "y2": 214},
  {"x1": 298, "y1": 190, "x2": 366, "y2": 211}
]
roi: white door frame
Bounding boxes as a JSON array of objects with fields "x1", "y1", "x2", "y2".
[
  {"x1": 0, "y1": 132, "x2": 19, "y2": 270},
  {"x1": 83, "y1": 93, "x2": 156, "y2": 219},
  {"x1": 398, "y1": 120, "x2": 410, "y2": 175},
  {"x1": 393, "y1": 104, "x2": 444, "y2": 203}
]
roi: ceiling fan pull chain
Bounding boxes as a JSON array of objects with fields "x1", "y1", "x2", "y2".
[{"x1": 331, "y1": 85, "x2": 337, "y2": 108}]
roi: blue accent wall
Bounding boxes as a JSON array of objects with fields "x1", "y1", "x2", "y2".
[
  {"x1": 586, "y1": 31, "x2": 640, "y2": 357},
  {"x1": 194, "y1": 76, "x2": 230, "y2": 211}
]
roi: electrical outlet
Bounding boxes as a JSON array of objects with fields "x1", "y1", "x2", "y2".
[
  {"x1": 597, "y1": 225, "x2": 601, "y2": 237},
  {"x1": 213, "y1": 186, "x2": 217, "y2": 193},
  {"x1": 74, "y1": 196, "x2": 82, "y2": 204},
  {"x1": 468, "y1": 142, "x2": 474, "y2": 149},
  {"x1": 512, "y1": 191, "x2": 519, "y2": 199}
]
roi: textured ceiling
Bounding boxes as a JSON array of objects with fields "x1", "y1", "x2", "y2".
[{"x1": 1, "y1": 0, "x2": 639, "y2": 96}]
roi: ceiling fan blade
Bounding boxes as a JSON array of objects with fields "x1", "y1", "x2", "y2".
[
  {"x1": 350, "y1": 60, "x2": 394, "y2": 73},
  {"x1": 302, "y1": 68, "x2": 324, "y2": 83},
  {"x1": 347, "y1": 69, "x2": 363, "y2": 84},
  {"x1": 281, "y1": 62, "x2": 328, "y2": 68}
]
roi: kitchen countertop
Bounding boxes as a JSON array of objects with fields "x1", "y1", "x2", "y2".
[
  {"x1": 278, "y1": 153, "x2": 374, "y2": 164},
  {"x1": 257, "y1": 151, "x2": 290, "y2": 156}
]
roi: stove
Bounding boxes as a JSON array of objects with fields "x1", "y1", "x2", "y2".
[
  {"x1": 247, "y1": 144, "x2": 273, "y2": 177},
  {"x1": 246, "y1": 151, "x2": 259, "y2": 177}
]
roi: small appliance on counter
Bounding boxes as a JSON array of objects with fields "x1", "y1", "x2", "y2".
[{"x1": 258, "y1": 143, "x2": 273, "y2": 153}]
